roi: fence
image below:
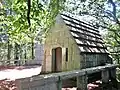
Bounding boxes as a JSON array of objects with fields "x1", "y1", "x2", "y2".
[
  {"x1": 0, "y1": 59, "x2": 43, "y2": 66},
  {"x1": 16, "y1": 64, "x2": 117, "y2": 90}
]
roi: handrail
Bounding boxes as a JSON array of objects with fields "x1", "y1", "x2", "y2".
[
  {"x1": 17, "y1": 64, "x2": 118, "y2": 90},
  {"x1": 21, "y1": 64, "x2": 118, "y2": 81}
]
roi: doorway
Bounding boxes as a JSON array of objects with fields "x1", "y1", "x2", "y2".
[{"x1": 52, "y1": 47, "x2": 62, "y2": 72}]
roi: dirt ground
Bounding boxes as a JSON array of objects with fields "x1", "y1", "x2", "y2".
[
  {"x1": 0, "y1": 66, "x2": 119, "y2": 90},
  {"x1": 62, "y1": 79, "x2": 120, "y2": 90},
  {"x1": 0, "y1": 65, "x2": 41, "y2": 80},
  {"x1": 0, "y1": 65, "x2": 41, "y2": 90}
]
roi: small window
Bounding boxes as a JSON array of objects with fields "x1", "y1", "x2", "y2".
[{"x1": 66, "y1": 48, "x2": 68, "y2": 62}]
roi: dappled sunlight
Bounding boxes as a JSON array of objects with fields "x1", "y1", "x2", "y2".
[
  {"x1": 62, "y1": 83, "x2": 100, "y2": 90},
  {"x1": 0, "y1": 65, "x2": 41, "y2": 90},
  {"x1": 0, "y1": 66, "x2": 41, "y2": 80},
  {"x1": 62, "y1": 87, "x2": 76, "y2": 90}
]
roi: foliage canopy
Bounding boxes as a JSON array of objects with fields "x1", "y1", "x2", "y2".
[
  {"x1": 0, "y1": 0, "x2": 65, "y2": 44},
  {"x1": 0, "y1": 0, "x2": 65, "y2": 60}
]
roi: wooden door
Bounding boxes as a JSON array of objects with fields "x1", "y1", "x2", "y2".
[{"x1": 52, "y1": 47, "x2": 62, "y2": 72}]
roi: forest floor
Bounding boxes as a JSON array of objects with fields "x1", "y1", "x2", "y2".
[
  {"x1": 0, "y1": 65, "x2": 41, "y2": 80},
  {"x1": 62, "y1": 79, "x2": 120, "y2": 90},
  {"x1": 0, "y1": 65, "x2": 41, "y2": 90},
  {"x1": 62, "y1": 79, "x2": 101, "y2": 90}
]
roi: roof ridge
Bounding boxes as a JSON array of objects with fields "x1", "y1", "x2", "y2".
[{"x1": 61, "y1": 13, "x2": 99, "y2": 30}]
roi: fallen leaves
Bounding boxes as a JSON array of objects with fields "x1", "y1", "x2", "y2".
[{"x1": 0, "y1": 79, "x2": 18, "y2": 90}]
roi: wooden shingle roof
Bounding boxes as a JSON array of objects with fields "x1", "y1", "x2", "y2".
[{"x1": 61, "y1": 13, "x2": 108, "y2": 54}]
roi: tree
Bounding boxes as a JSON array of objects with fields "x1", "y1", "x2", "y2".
[
  {"x1": 0, "y1": 0, "x2": 65, "y2": 60},
  {"x1": 65, "y1": 0, "x2": 120, "y2": 61}
]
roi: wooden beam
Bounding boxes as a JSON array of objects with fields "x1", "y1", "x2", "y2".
[
  {"x1": 55, "y1": 64, "x2": 117, "y2": 80},
  {"x1": 73, "y1": 36, "x2": 104, "y2": 44},
  {"x1": 66, "y1": 23, "x2": 101, "y2": 36},
  {"x1": 80, "y1": 52, "x2": 109, "y2": 54},
  {"x1": 70, "y1": 30, "x2": 103, "y2": 40},
  {"x1": 77, "y1": 43, "x2": 107, "y2": 49}
]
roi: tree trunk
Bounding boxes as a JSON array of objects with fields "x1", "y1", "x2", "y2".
[
  {"x1": 7, "y1": 40, "x2": 11, "y2": 65},
  {"x1": 7, "y1": 41, "x2": 10, "y2": 60},
  {"x1": 14, "y1": 43, "x2": 19, "y2": 65},
  {"x1": 31, "y1": 38, "x2": 34, "y2": 60}
]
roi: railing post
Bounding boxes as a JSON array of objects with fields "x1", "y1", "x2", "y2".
[
  {"x1": 77, "y1": 72, "x2": 88, "y2": 90},
  {"x1": 101, "y1": 69, "x2": 110, "y2": 90},
  {"x1": 58, "y1": 76, "x2": 62, "y2": 90},
  {"x1": 110, "y1": 68, "x2": 116, "y2": 80},
  {"x1": 110, "y1": 68, "x2": 118, "y2": 89},
  {"x1": 101, "y1": 69, "x2": 109, "y2": 83}
]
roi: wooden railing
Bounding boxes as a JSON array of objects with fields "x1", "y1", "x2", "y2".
[{"x1": 16, "y1": 64, "x2": 118, "y2": 90}]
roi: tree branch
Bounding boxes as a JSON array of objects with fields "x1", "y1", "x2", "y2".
[{"x1": 108, "y1": 0, "x2": 120, "y2": 25}]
